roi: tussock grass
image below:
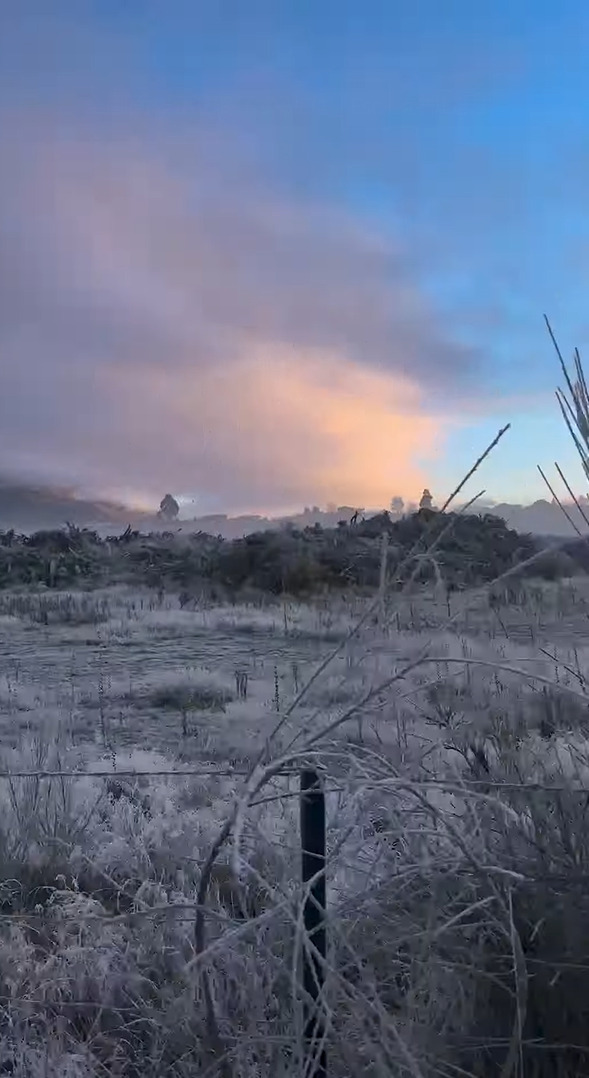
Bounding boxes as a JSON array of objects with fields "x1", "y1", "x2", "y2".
[
  {"x1": 122, "y1": 668, "x2": 235, "y2": 715},
  {"x1": 0, "y1": 590, "x2": 112, "y2": 626}
]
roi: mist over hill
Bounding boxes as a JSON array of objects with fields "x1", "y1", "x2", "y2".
[
  {"x1": 478, "y1": 499, "x2": 589, "y2": 537},
  {"x1": 0, "y1": 478, "x2": 151, "y2": 533},
  {"x1": 1, "y1": 476, "x2": 587, "y2": 539}
]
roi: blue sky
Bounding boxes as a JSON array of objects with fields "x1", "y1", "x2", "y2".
[{"x1": 1, "y1": 2, "x2": 589, "y2": 512}]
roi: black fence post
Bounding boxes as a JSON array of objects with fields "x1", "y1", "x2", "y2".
[{"x1": 300, "y1": 767, "x2": 327, "y2": 1078}]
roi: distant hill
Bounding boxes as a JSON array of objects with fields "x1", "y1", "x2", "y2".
[
  {"x1": 477, "y1": 499, "x2": 589, "y2": 538},
  {"x1": 1, "y1": 476, "x2": 587, "y2": 539},
  {"x1": 0, "y1": 477, "x2": 151, "y2": 532},
  {"x1": 184, "y1": 500, "x2": 589, "y2": 539}
]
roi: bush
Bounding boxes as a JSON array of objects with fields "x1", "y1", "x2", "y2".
[{"x1": 0, "y1": 511, "x2": 548, "y2": 597}]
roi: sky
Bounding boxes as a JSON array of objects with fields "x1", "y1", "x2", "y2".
[{"x1": 1, "y1": 2, "x2": 589, "y2": 516}]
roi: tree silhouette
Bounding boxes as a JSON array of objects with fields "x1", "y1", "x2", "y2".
[
  {"x1": 157, "y1": 494, "x2": 180, "y2": 522},
  {"x1": 419, "y1": 489, "x2": 433, "y2": 511}
]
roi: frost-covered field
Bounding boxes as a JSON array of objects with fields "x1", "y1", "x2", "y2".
[{"x1": 1, "y1": 579, "x2": 589, "y2": 1075}]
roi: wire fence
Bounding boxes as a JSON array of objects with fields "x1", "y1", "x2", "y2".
[
  {"x1": 1, "y1": 756, "x2": 589, "y2": 1077},
  {"x1": 0, "y1": 765, "x2": 586, "y2": 794}
]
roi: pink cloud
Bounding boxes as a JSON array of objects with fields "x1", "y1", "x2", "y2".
[{"x1": 0, "y1": 120, "x2": 475, "y2": 512}]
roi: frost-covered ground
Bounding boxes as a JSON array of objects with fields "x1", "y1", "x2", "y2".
[{"x1": 0, "y1": 580, "x2": 589, "y2": 1075}]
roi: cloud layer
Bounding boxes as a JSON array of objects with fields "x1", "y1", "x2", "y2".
[{"x1": 0, "y1": 120, "x2": 477, "y2": 513}]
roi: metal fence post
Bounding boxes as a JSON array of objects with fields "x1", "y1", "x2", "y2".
[{"x1": 300, "y1": 766, "x2": 327, "y2": 1078}]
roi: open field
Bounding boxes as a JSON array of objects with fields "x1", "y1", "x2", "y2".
[{"x1": 1, "y1": 578, "x2": 589, "y2": 1074}]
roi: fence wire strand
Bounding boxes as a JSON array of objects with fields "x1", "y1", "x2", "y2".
[{"x1": 0, "y1": 767, "x2": 585, "y2": 795}]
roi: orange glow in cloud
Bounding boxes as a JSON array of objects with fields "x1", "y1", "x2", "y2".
[{"x1": 110, "y1": 341, "x2": 444, "y2": 512}]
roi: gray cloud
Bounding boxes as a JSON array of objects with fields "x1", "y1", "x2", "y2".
[{"x1": 0, "y1": 118, "x2": 481, "y2": 512}]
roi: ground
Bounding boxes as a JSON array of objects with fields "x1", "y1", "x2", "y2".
[{"x1": 0, "y1": 578, "x2": 589, "y2": 1074}]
